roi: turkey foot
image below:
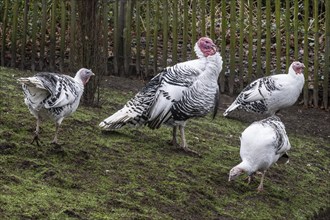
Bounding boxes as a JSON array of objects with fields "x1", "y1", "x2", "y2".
[
  {"x1": 31, "y1": 132, "x2": 41, "y2": 147},
  {"x1": 180, "y1": 145, "x2": 201, "y2": 157}
]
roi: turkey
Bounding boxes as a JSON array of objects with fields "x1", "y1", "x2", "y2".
[
  {"x1": 228, "y1": 116, "x2": 291, "y2": 192},
  {"x1": 17, "y1": 68, "x2": 94, "y2": 145},
  {"x1": 223, "y1": 61, "x2": 305, "y2": 116},
  {"x1": 99, "y1": 37, "x2": 223, "y2": 155}
]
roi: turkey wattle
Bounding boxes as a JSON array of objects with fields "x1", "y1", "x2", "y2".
[
  {"x1": 18, "y1": 68, "x2": 94, "y2": 145},
  {"x1": 223, "y1": 61, "x2": 305, "y2": 116},
  {"x1": 99, "y1": 37, "x2": 223, "y2": 155},
  {"x1": 228, "y1": 116, "x2": 291, "y2": 192}
]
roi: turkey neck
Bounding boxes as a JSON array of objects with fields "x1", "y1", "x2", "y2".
[{"x1": 202, "y1": 52, "x2": 222, "y2": 80}]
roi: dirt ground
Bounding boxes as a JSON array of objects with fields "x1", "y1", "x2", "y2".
[{"x1": 102, "y1": 75, "x2": 330, "y2": 142}]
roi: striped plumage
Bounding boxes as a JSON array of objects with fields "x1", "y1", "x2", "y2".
[
  {"x1": 99, "y1": 37, "x2": 223, "y2": 155},
  {"x1": 18, "y1": 68, "x2": 94, "y2": 145},
  {"x1": 223, "y1": 61, "x2": 305, "y2": 116},
  {"x1": 228, "y1": 116, "x2": 291, "y2": 192}
]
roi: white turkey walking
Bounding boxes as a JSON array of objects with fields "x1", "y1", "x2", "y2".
[
  {"x1": 228, "y1": 116, "x2": 291, "y2": 192},
  {"x1": 99, "y1": 37, "x2": 223, "y2": 155},
  {"x1": 18, "y1": 68, "x2": 94, "y2": 145},
  {"x1": 223, "y1": 61, "x2": 305, "y2": 116}
]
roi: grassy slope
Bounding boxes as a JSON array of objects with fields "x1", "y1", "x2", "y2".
[{"x1": 0, "y1": 67, "x2": 329, "y2": 219}]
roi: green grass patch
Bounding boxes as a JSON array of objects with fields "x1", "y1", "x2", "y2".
[{"x1": 0, "y1": 67, "x2": 329, "y2": 219}]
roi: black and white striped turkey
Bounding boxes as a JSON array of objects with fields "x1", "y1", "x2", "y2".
[
  {"x1": 228, "y1": 116, "x2": 291, "y2": 192},
  {"x1": 223, "y1": 61, "x2": 305, "y2": 116},
  {"x1": 99, "y1": 37, "x2": 223, "y2": 155},
  {"x1": 18, "y1": 68, "x2": 94, "y2": 145}
]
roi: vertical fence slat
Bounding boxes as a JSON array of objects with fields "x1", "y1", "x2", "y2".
[
  {"x1": 247, "y1": 0, "x2": 253, "y2": 81},
  {"x1": 135, "y1": 0, "x2": 141, "y2": 77},
  {"x1": 31, "y1": 0, "x2": 38, "y2": 71},
  {"x1": 39, "y1": 0, "x2": 47, "y2": 70},
  {"x1": 285, "y1": 0, "x2": 290, "y2": 72},
  {"x1": 50, "y1": 0, "x2": 57, "y2": 71},
  {"x1": 144, "y1": 1, "x2": 150, "y2": 76},
  {"x1": 313, "y1": 0, "x2": 319, "y2": 107},
  {"x1": 229, "y1": 0, "x2": 236, "y2": 95},
  {"x1": 1, "y1": 0, "x2": 9, "y2": 66},
  {"x1": 124, "y1": 0, "x2": 132, "y2": 75},
  {"x1": 265, "y1": 0, "x2": 271, "y2": 76},
  {"x1": 191, "y1": 0, "x2": 196, "y2": 59},
  {"x1": 238, "y1": 0, "x2": 244, "y2": 90},
  {"x1": 182, "y1": 0, "x2": 188, "y2": 61},
  {"x1": 10, "y1": 0, "x2": 19, "y2": 67},
  {"x1": 303, "y1": 0, "x2": 309, "y2": 107},
  {"x1": 200, "y1": 0, "x2": 206, "y2": 37},
  {"x1": 275, "y1": 0, "x2": 281, "y2": 74},
  {"x1": 324, "y1": 0, "x2": 330, "y2": 109},
  {"x1": 20, "y1": 0, "x2": 30, "y2": 70},
  {"x1": 256, "y1": 0, "x2": 261, "y2": 78},
  {"x1": 172, "y1": 0, "x2": 178, "y2": 65},
  {"x1": 210, "y1": 0, "x2": 215, "y2": 40},
  {"x1": 162, "y1": 0, "x2": 168, "y2": 67},
  {"x1": 113, "y1": 0, "x2": 119, "y2": 75},
  {"x1": 69, "y1": 0, "x2": 76, "y2": 71},
  {"x1": 153, "y1": 3, "x2": 160, "y2": 74},
  {"x1": 220, "y1": 0, "x2": 226, "y2": 93},
  {"x1": 60, "y1": 0, "x2": 66, "y2": 72},
  {"x1": 294, "y1": 0, "x2": 299, "y2": 60}
]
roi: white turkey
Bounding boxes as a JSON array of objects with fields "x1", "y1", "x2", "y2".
[
  {"x1": 18, "y1": 68, "x2": 94, "y2": 145},
  {"x1": 223, "y1": 61, "x2": 305, "y2": 116},
  {"x1": 99, "y1": 37, "x2": 223, "y2": 155},
  {"x1": 228, "y1": 116, "x2": 291, "y2": 192}
]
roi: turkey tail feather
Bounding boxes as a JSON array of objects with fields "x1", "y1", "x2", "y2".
[{"x1": 223, "y1": 102, "x2": 239, "y2": 117}]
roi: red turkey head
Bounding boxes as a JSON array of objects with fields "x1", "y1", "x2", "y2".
[
  {"x1": 291, "y1": 61, "x2": 305, "y2": 75},
  {"x1": 197, "y1": 37, "x2": 217, "y2": 57}
]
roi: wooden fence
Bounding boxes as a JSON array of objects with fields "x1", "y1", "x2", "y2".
[{"x1": 0, "y1": 0, "x2": 329, "y2": 109}]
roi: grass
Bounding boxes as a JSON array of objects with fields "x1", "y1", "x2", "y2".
[{"x1": 0, "y1": 67, "x2": 329, "y2": 219}]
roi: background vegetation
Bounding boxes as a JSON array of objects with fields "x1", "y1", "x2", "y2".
[{"x1": 0, "y1": 0, "x2": 329, "y2": 108}]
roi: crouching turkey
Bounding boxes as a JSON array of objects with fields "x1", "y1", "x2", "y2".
[
  {"x1": 99, "y1": 37, "x2": 223, "y2": 155},
  {"x1": 18, "y1": 68, "x2": 94, "y2": 145},
  {"x1": 228, "y1": 116, "x2": 291, "y2": 192},
  {"x1": 223, "y1": 61, "x2": 305, "y2": 116}
]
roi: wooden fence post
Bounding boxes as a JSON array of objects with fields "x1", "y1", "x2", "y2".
[
  {"x1": 1, "y1": 0, "x2": 9, "y2": 66},
  {"x1": 50, "y1": 0, "x2": 57, "y2": 71},
  {"x1": 285, "y1": 0, "x2": 290, "y2": 72},
  {"x1": 20, "y1": 0, "x2": 30, "y2": 70},
  {"x1": 10, "y1": 0, "x2": 19, "y2": 68},
  {"x1": 39, "y1": 0, "x2": 47, "y2": 70},
  {"x1": 31, "y1": 0, "x2": 38, "y2": 71},
  {"x1": 303, "y1": 0, "x2": 309, "y2": 107},
  {"x1": 182, "y1": 0, "x2": 188, "y2": 61},
  {"x1": 153, "y1": 3, "x2": 160, "y2": 74},
  {"x1": 124, "y1": 0, "x2": 132, "y2": 76},
  {"x1": 313, "y1": 0, "x2": 319, "y2": 108},
  {"x1": 220, "y1": 0, "x2": 227, "y2": 93},
  {"x1": 69, "y1": 0, "x2": 76, "y2": 71},
  {"x1": 238, "y1": 0, "x2": 244, "y2": 91},
  {"x1": 172, "y1": 0, "x2": 178, "y2": 65},
  {"x1": 247, "y1": 0, "x2": 253, "y2": 81},
  {"x1": 324, "y1": 0, "x2": 330, "y2": 109},
  {"x1": 144, "y1": 1, "x2": 150, "y2": 77},
  {"x1": 135, "y1": 0, "x2": 141, "y2": 77},
  {"x1": 60, "y1": 0, "x2": 66, "y2": 72},
  {"x1": 256, "y1": 0, "x2": 262, "y2": 78},
  {"x1": 275, "y1": 0, "x2": 281, "y2": 74},
  {"x1": 162, "y1": 0, "x2": 168, "y2": 67},
  {"x1": 229, "y1": 0, "x2": 236, "y2": 95},
  {"x1": 294, "y1": 0, "x2": 299, "y2": 60},
  {"x1": 265, "y1": 0, "x2": 271, "y2": 76},
  {"x1": 191, "y1": 0, "x2": 196, "y2": 59}
]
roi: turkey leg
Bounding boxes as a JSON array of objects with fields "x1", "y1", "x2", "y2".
[{"x1": 31, "y1": 117, "x2": 41, "y2": 146}]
